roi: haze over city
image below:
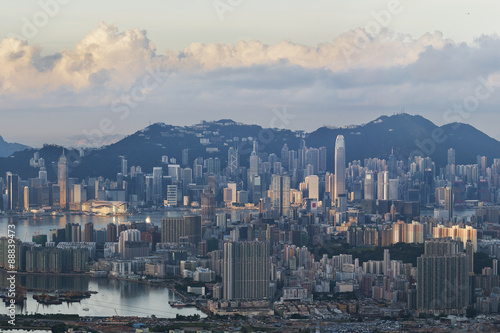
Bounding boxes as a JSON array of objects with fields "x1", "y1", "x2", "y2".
[{"x1": 2, "y1": 1, "x2": 500, "y2": 332}]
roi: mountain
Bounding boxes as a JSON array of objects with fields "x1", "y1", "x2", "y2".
[
  {"x1": 306, "y1": 114, "x2": 500, "y2": 170},
  {"x1": 1, "y1": 114, "x2": 499, "y2": 181},
  {"x1": 0, "y1": 136, "x2": 30, "y2": 157}
]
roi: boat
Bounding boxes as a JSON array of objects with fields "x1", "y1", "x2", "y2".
[
  {"x1": 33, "y1": 292, "x2": 63, "y2": 305},
  {"x1": 169, "y1": 301, "x2": 187, "y2": 307}
]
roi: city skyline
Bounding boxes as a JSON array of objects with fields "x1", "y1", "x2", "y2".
[{"x1": 3, "y1": 1, "x2": 500, "y2": 330}]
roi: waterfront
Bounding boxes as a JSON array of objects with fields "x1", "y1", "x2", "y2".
[
  {"x1": 0, "y1": 209, "x2": 257, "y2": 242},
  {"x1": 0, "y1": 270, "x2": 205, "y2": 318},
  {"x1": 0, "y1": 210, "x2": 257, "y2": 318}
]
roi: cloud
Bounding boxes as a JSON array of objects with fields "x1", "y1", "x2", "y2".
[
  {"x1": 0, "y1": 23, "x2": 456, "y2": 100},
  {"x1": 1, "y1": 23, "x2": 500, "y2": 141}
]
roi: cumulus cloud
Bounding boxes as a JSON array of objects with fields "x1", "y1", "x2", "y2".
[
  {"x1": 1, "y1": 22, "x2": 500, "y2": 140},
  {"x1": 0, "y1": 23, "x2": 457, "y2": 100}
]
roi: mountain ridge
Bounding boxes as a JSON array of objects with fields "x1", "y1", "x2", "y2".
[
  {"x1": 0, "y1": 114, "x2": 499, "y2": 180},
  {"x1": 0, "y1": 135, "x2": 30, "y2": 158}
]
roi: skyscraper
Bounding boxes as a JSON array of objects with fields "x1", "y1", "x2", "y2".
[
  {"x1": 84, "y1": 222, "x2": 94, "y2": 242},
  {"x1": 335, "y1": 135, "x2": 346, "y2": 212},
  {"x1": 152, "y1": 167, "x2": 163, "y2": 204},
  {"x1": 228, "y1": 147, "x2": 239, "y2": 175},
  {"x1": 383, "y1": 248, "x2": 390, "y2": 276},
  {"x1": 271, "y1": 174, "x2": 290, "y2": 217},
  {"x1": 447, "y1": 148, "x2": 455, "y2": 166},
  {"x1": 249, "y1": 144, "x2": 259, "y2": 182},
  {"x1": 107, "y1": 223, "x2": 118, "y2": 242},
  {"x1": 445, "y1": 187, "x2": 453, "y2": 221},
  {"x1": 223, "y1": 241, "x2": 270, "y2": 300},
  {"x1": 388, "y1": 148, "x2": 397, "y2": 178},
  {"x1": 280, "y1": 144, "x2": 289, "y2": 170},
  {"x1": 7, "y1": 173, "x2": 19, "y2": 211},
  {"x1": 364, "y1": 171, "x2": 375, "y2": 200},
  {"x1": 118, "y1": 229, "x2": 141, "y2": 258},
  {"x1": 121, "y1": 156, "x2": 128, "y2": 176},
  {"x1": 182, "y1": 148, "x2": 189, "y2": 167},
  {"x1": 304, "y1": 175, "x2": 319, "y2": 200},
  {"x1": 58, "y1": 152, "x2": 68, "y2": 209},
  {"x1": 161, "y1": 215, "x2": 202, "y2": 245},
  {"x1": 417, "y1": 238, "x2": 469, "y2": 314}
]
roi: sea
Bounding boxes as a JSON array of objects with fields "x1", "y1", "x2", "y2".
[{"x1": 0, "y1": 209, "x2": 256, "y2": 318}]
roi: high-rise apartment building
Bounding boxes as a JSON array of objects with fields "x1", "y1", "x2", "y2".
[
  {"x1": 271, "y1": 174, "x2": 290, "y2": 217},
  {"x1": 417, "y1": 238, "x2": 469, "y2": 314},
  {"x1": 223, "y1": 241, "x2": 270, "y2": 300},
  {"x1": 161, "y1": 216, "x2": 201, "y2": 245}
]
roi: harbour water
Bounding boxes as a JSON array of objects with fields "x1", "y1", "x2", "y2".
[
  {"x1": 0, "y1": 209, "x2": 257, "y2": 242},
  {"x1": 0, "y1": 270, "x2": 204, "y2": 317},
  {"x1": 0, "y1": 209, "x2": 257, "y2": 317}
]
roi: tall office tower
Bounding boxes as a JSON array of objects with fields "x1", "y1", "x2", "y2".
[
  {"x1": 271, "y1": 174, "x2": 291, "y2": 217},
  {"x1": 334, "y1": 135, "x2": 346, "y2": 212},
  {"x1": 118, "y1": 229, "x2": 141, "y2": 257},
  {"x1": 325, "y1": 172, "x2": 334, "y2": 194},
  {"x1": 480, "y1": 155, "x2": 487, "y2": 177},
  {"x1": 364, "y1": 171, "x2": 375, "y2": 200},
  {"x1": 417, "y1": 238, "x2": 469, "y2": 314},
  {"x1": 223, "y1": 241, "x2": 270, "y2": 300},
  {"x1": 58, "y1": 152, "x2": 68, "y2": 209},
  {"x1": 249, "y1": 146, "x2": 259, "y2": 182},
  {"x1": 447, "y1": 148, "x2": 455, "y2": 166},
  {"x1": 280, "y1": 144, "x2": 289, "y2": 170},
  {"x1": 39, "y1": 168, "x2": 48, "y2": 185},
  {"x1": 319, "y1": 146, "x2": 327, "y2": 172},
  {"x1": 227, "y1": 182, "x2": 237, "y2": 203},
  {"x1": 107, "y1": 223, "x2": 118, "y2": 242},
  {"x1": 383, "y1": 249, "x2": 390, "y2": 276},
  {"x1": 182, "y1": 148, "x2": 189, "y2": 167},
  {"x1": 377, "y1": 171, "x2": 389, "y2": 200},
  {"x1": 161, "y1": 216, "x2": 201, "y2": 245},
  {"x1": 145, "y1": 175, "x2": 154, "y2": 203},
  {"x1": 121, "y1": 156, "x2": 128, "y2": 176},
  {"x1": 444, "y1": 187, "x2": 453, "y2": 220},
  {"x1": 298, "y1": 139, "x2": 306, "y2": 169},
  {"x1": 493, "y1": 259, "x2": 498, "y2": 276},
  {"x1": 152, "y1": 167, "x2": 163, "y2": 203},
  {"x1": 162, "y1": 218, "x2": 183, "y2": 243},
  {"x1": 305, "y1": 148, "x2": 319, "y2": 174},
  {"x1": 183, "y1": 215, "x2": 202, "y2": 245},
  {"x1": 166, "y1": 185, "x2": 177, "y2": 206},
  {"x1": 304, "y1": 175, "x2": 319, "y2": 200},
  {"x1": 23, "y1": 186, "x2": 29, "y2": 211},
  {"x1": 84, "y1": 222, "x2": 94, "y2": 242},
  {"x1": 168, "y1": 164, "x2": 181, "y2": 182},
  {"x1": 388, "y1": 148, "x2": 397, "y2": 178},
  {"x1": 388, "y1": 178, "x2": 399, "y2": 200},
  {"x1": 181, "y1": 168, "x2": 192, "y2": 196},
  {"x1": 71, "y1": 223, "x2": 81, "y2": 242},
  {"x1": 201, "y1": 175, "x2": 216, "y2": 223},
  {"x1": 228, "y1": 147, "x2": 239, "y2": 175}
]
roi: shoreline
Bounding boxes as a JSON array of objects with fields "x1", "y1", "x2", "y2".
[
  {"x1": 0, "y1": 267, "x2": 89, "y2": 277},
  {"x1": 0, "y1": 268, "x2": 208, "y2": 316}
]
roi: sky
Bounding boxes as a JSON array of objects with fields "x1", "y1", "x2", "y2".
[{"x1": 1, "y1": 0, "x2": 500, "y2": 147}]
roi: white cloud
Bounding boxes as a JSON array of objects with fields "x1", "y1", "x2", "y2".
[
  {"x1": 1, "y1": 23, "x2": 500, "y2": 143},
  {"x1": 0, "y1": 23, "x2": 457, "y2": 102}
]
